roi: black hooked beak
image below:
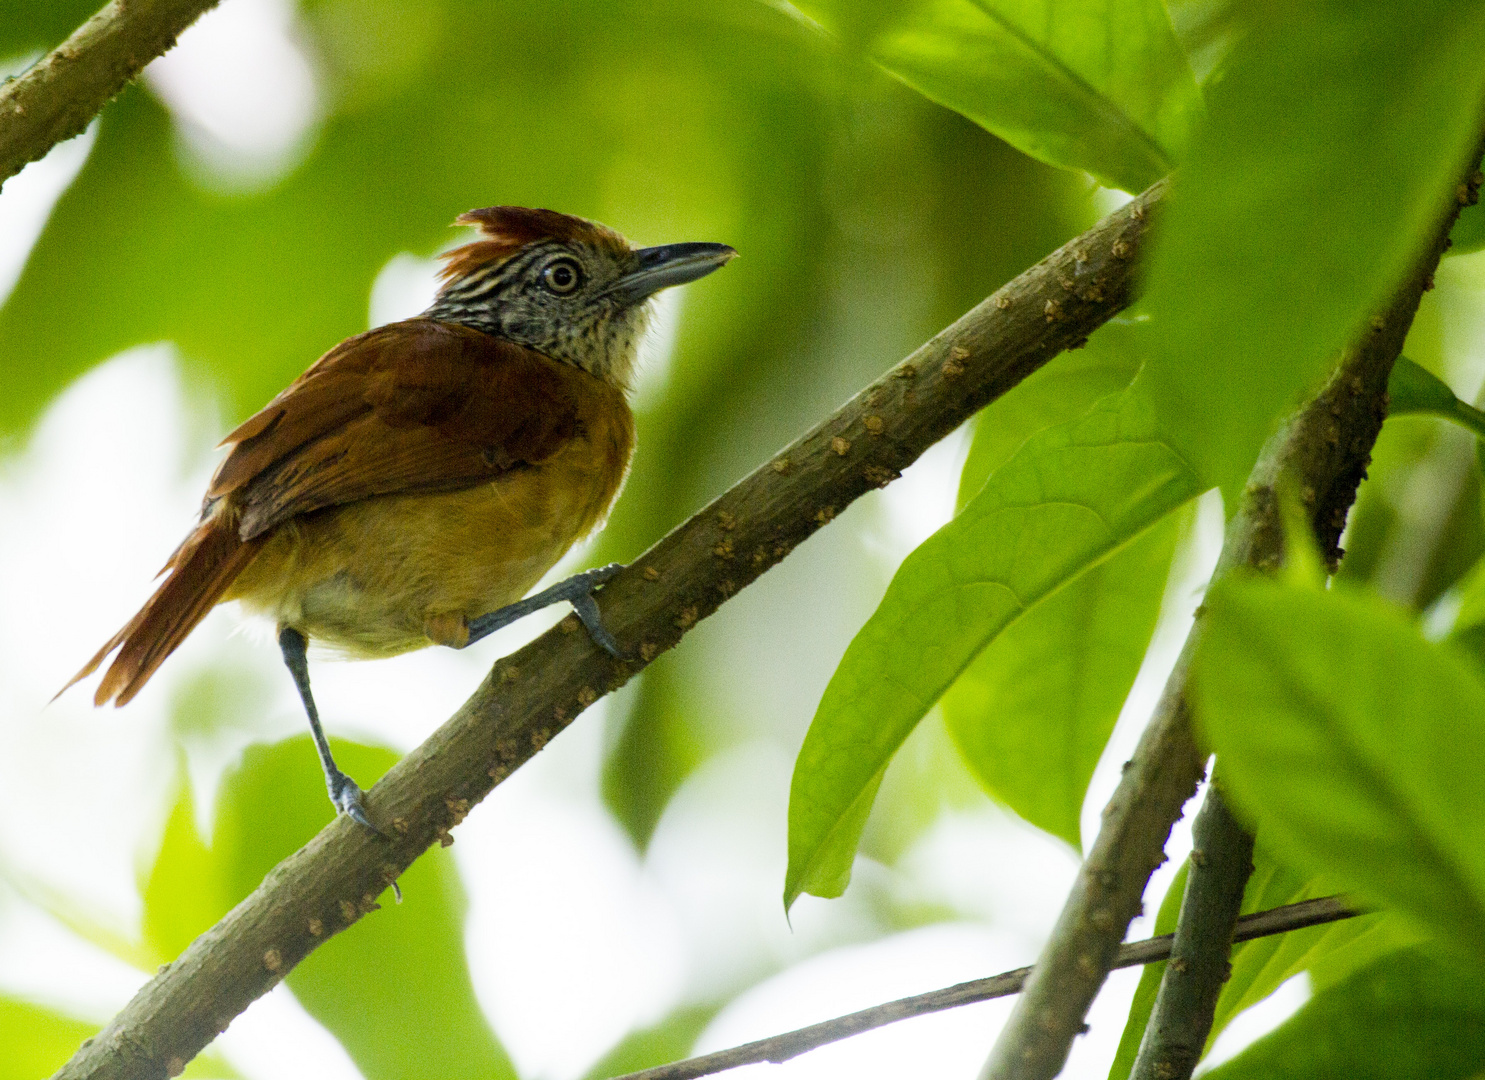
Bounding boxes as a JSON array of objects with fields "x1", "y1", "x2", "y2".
[{"x1": 603, "y1": 242, "x2": 736, "y2": 306}]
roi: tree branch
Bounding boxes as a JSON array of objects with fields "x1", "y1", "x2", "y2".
[
  {"x1": 606, "y1": 897, "x2": 1359, "y2": 1080},
  {"x1": 977, "y1": 153, "x2": 1485, "y2": 1080},
  {"x1": 1129, "y1": 783, "x2": 1253, "y2": 1080},
  {"x1": 0, "y1": 0, "x2": 220, "y2": 188},
  {"x1": 52, "y1": 180, "x2": 1167, "y2": 1080}
]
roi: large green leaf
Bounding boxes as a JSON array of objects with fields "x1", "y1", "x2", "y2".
[
  {"x1": 793, "y1": 0, "x2": 1200, "y2": 192},
  {"x1": 943, "y1": 508, "x2": 1178, "y2": 848},
  {"x1": 144, "y1": 737, "x2": 515, "y2": 1080},
  {"x1": 1138, "y1": 0, "x2": 1485, "y2": 497},
  {"x1": 958, "y1": 318, "x2": 1147, "y2": 508},
  {"x1": 786, "y1": 388, "x2": 1202, "y2": 908},
  {"x1": 1195, "y1": 577, "x2": 1485, "y2": 964},
  {"x1": 1202, "y1": 949, "x2": 1485, "y2": 1080}
]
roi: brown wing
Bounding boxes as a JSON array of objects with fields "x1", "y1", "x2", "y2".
[{"x1": 208, "y1": 319, "x2": 583, "y2": 540}]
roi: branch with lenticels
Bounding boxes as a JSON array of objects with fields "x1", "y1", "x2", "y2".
[
  {"x1": 0, "y1": 0, "x2": 222, "y2": 188},
  {"x1": 50, "y1": 179, "x2": 1165, "y2": 1079}
]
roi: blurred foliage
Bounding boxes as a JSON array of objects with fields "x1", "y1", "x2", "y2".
[
  {"x1": 1110, "y1": 844, "x2": 1423, "y2": 1080},
  {"x1": 1137, "y1": 0, "x2": 1485, "y2": 499},
  {"x1": 145, "y1": 737, "x2": 513, "y2": 1079},
  {"x1": 1201, "y1": 948, "x2": 1485, "y2": 1080},
  {"x1": 1196, "y1": 578, "x2": 1485, "y2": 968},
  {"x1": 579, "y1": 1004, "x2": 721, "y2": 1080},
  {"x1": 793, "y1": 0, "x2": 1200, "y2": 192},
  {"x1": 0, "y1": 996, "x2": 104, "y2": 1080}
]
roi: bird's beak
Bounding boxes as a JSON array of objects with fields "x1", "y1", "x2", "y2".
[{"x1": 604, "y1": 242, "x2": 736, "y2": 305}]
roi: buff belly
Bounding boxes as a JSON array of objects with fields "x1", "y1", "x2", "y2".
[{"x1": 222, "y1": 466, "x2": 609, "y2": 658}]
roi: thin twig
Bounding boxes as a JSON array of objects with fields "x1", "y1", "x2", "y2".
[
  {"x1": 1130, "y1": 784, "x2": 1254, "y2": 1080},
  {"x1": 51, "y1": 182, "x2": 1168, "y2": 1080},
  {"x1": 0, "y1": 0, "x2": 221, "y2": 187},
  {"x1": 977, "y1": 152, "x2": 1485, "y2": 1080},
  {"x1": 606, "y1": 897, "x2": 1360, "y2": 1080}
]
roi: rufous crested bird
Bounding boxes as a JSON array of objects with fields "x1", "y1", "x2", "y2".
[{"x1": 62, "y1": 206, "x2": 735, "y2": 829}]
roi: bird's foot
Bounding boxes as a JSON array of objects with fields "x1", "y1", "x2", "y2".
[
  {"x1": 327, "y1": 768, "x2": 384, "y2": 835},
  {"x1": 466, "y1": 563, "x2": 628, "y2": 657}
]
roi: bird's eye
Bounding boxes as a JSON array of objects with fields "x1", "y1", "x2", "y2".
[{"x1": 542, "y1": 258, "x2": 582, "y2": 294}]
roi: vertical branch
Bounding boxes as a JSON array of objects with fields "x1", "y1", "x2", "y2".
[
  {"x1": 977, "y1": 154, "x2": 1484, "y2": 1080},
  {"x1": 1129, "y1": 785, "x2": 1253, "y2": 1080}
]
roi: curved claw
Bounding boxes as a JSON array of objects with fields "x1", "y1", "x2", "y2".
[
  {"x1": 328, "y1": 769, "x2": 386, "y2": 836},
  {"x1": 571, "y1": 593, "x2": 625, "y2": 658}
]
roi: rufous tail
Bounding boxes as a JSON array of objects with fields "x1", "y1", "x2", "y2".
[{"x1": 61, "y1": 516, "x2": 265, "y2": 707}]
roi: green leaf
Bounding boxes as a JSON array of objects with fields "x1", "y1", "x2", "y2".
[
  {"x1": 1386, "y1": 356, "x2": 1485, "y2": 440},
  {"x1": 1139, "y1": 1, "x2": 1485, "y2": 497},
  {"x1": 786, "y1": 388, "x2": 1201, "y2": 909},
  {"x1": 1208, "y1": 846, "x2": 1418, "y2": 1052},
  {"x1": 0, "y1": 992, "x2": 238, "y2": 1079},
  {"x1": 1195, "y1": 578, "x2": 1485, "y2": 964},
  {"x1": 793, "y1": 0, "x2": 1199, "y2": 192},
  {"x1": 1450, "y1": 196, "x2": 1485, "y2": 257},
  {"x1": 0, "y1": 0, "x2": 101, "y2": 57},
  {"x1": 581, "y1": 1004, "x2": 721, "y2": 1080},
  {"x1": 0, "y1": 996, "x2": 99, "y2": 1080},
  {"x1": 958, "y1": 319, "x2": 1146, "y2": 509},
  {"x1": 222, "y1": 740, "x2": 516, "y2": 1080},
  {"x1": 943, "y1": 508, "x2": 1178, "y2": 847},
  {"x1": 1202, "y1": 949, "x2": 1485, "y2": 1080},
  {"x1": 1107, "y1": 860, "x2": 1188, "y2": 1080},
  {"x1": 144, "y1": 737, "x2": 516, "y2": 1080},
  {"x1": 1111, "y1": 846, "x2": 1421, "y2": 1080}
]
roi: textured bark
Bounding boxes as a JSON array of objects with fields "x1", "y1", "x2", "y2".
[
  {"x1": 0, "y1": 0, "x2": 221, "y2": 187},
  {"x1": 52, "y1": 177, "x2": 1167, "y2": 1080}
]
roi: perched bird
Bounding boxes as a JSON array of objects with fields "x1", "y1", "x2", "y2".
[{"x1": 63, "y1": 206, "x2": 735, "y2": 829}]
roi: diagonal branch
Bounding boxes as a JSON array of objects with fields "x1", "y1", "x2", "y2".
[
  {"x1": 977, "y1": 150, "x2": 1485, "y2": 1080},
  {"x1": 51, "y1": 175, "x2": 1167, "y2": 1080},
  {"x1": 0, "y1": 0, "x2": 222, "y2": 187},
  {"x1": 608, "y1": 896, "x2": 1359, "y2": 1080}
]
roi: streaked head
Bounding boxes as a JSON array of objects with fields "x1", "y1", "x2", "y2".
[{"x1": 425, "y1": 206, "x2": 735, "y2": 389}]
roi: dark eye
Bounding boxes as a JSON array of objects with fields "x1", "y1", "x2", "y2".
[{"x1": 542, "y1": 258, "x2": 582, "y2": 294}]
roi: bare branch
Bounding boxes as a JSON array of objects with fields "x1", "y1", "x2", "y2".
[
  {"x1": 51, "y1": 178, "x2": 1167, "y2": 1080},
  {"x1": 976, "y1": 152, "x2": 1485, "y2": 1080},
  {"x1": 0, "y1": 0, "x2": 222, "y2": 187},
  {"x1": 1130, "y1": 784, "x2": 1254, "y2": 1080},
  {"x1": 607, "y1": 897, "x2": 1360, "y2": 1080}
]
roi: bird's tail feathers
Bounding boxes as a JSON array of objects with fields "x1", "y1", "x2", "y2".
[{"x1": 61, "y1": 517, "x2": 264, "y2": 707}]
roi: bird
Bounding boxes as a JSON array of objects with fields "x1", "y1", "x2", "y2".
[{"x1": 62, "y1": 205, "x2": 735, "y2": 830}]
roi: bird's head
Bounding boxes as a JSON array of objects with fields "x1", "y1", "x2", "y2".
[{"x1": 425, "y1": 206, "x2": 735, "y2": 390}]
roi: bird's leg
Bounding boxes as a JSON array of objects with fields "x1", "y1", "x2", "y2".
[
  {"x1": 277, "y1": 626, "x2": 382, "y2": 834},
  {"x1": 464, "y1": 563, "x2": 626, "y2": 657}
]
